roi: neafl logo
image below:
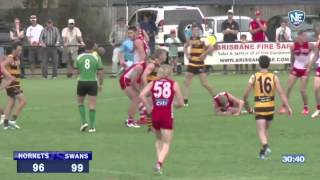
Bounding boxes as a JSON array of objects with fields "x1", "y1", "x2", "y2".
[{"x1": 288, "y1": 10, "x2": 305, "y2": 28}]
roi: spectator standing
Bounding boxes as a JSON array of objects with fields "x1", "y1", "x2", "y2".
[
  {"x1": 249, "y1": 10, "x2": 267, "y2": 71},
  {"x1": 165, "y1": 29, "x2": 180, "y2": 73},
  {"x1": 139, "y1": 14, "x2": 158, "y2": 54},
  {"x1": 39, "y1": 19, "x2": 61, "y2": 79},
  {"x1": 221, "y1": 9, "x2": 239, "y2": 74},
  {"x1": 62, "y1": 19, "x2": 84, "y2": 78},
  {"x1": 109, "y1": 17, "x2": 127, "y2": 78},
  {"x1": 276, "y1": 19, "x2": 292, "y2": 71},
  {"x1": 10, "y1": 18, "x2": 25, "y2": 78},
  {"x1": 26, "y1": 15, "x2": 43, "y2": 76}
]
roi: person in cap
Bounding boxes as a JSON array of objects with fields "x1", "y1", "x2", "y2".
[
  {"x1": 221, "y1": 9, "x2": 240, "y2": 74},
  {"x1": 165, "y1": 29, "x2": 180, "y2": 73},
  {"x1": 39, "y1": 19, "x2": 61, "y2": 79},
  {"x1": 62, "y1": 18, "x2": 85, "y2": 78},
  {"x1": 108, "y1": 17, "x2": 127, "y2": 78},
  {"x1": 26, "y1": 15, "x2": 44, "y2": 76}
]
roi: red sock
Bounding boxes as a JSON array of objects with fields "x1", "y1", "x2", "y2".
[
  {"x1": 317, "y1": 105, "x2": 320, "y2": 110},
  {"x1": 157, "y1": 161, "x2": 162, "y2": 167},
  {"x1": 304, "y1": 105, "x2": 308, "y2": 110}
]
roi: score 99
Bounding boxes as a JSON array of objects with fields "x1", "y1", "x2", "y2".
[{"x1": 71, "y1": 163, "x2": 84, "y2": 172}]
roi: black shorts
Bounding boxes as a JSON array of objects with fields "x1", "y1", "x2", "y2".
[
  {"x1": 255, "y1": 114, "x2": 274, "y2": 121},
  {"x1": 186, "y1": 65, "x2": 207, "y2": 75},
  {"x1": 6, "y1": 86, "x2": 23, "y2": 97},
  {"x1": 77, "y1": 81, "x2": 98, "y2": 96}
]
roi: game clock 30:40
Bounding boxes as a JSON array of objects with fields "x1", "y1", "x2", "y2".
[{"x1": 282, "y1": 154, "x2": 305, "y2": 164}]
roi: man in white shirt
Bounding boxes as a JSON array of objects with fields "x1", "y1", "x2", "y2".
[
  {"x1": 61, "y1": 19, "x2": 84, "y2": 77},
  {"x1": 26, "y1": 15, "x2": 43, "y2": 76},
  {"x1": 275, "y1": 19, "x2": 292, "y2": 71},
  {"x1": 275, "y1": 20, "x2": 292, "y2": 42}
]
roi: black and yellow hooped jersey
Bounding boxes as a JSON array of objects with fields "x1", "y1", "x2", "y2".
[
  {"x1": 147, "y1": 60, "x2": 160, "y2": 82},
  {"x1": 189, "y1": 37, "x2": 206, "y2": 67},
  {"x1": 7, "y1": 54, "x2": 20, "y2": 88},
  {"x1": 252, "y1": 72, "x2": 275, "y2": 116}
]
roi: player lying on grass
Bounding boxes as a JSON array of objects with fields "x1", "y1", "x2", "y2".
[
  {"x1": 1, "y1": 43, "x2": 26, "y2": 130},
  {"x1": 243, "y1": 55, "x2": 292, "y2": 160},
  {"x1": 213, "y1": 91, "x2": 246, "y2": 116},
  {"x1": 74, "y1": 39, "x2": 104, "y2": 133},
  {"x1": 140, "y1": 65, "x2": 184, "y2": 175}
]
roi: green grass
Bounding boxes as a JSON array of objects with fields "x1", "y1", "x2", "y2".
[{"x1": 0, "y1": 73, "x2": 319, "y2": 180}]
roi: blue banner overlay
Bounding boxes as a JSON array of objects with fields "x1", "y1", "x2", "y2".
[
  {"x1": 17, "y1": 160, "x2": 89, "y2": 173},
  {"x1": 13, "y1": 151, "x2": 92, "y2": 160}
]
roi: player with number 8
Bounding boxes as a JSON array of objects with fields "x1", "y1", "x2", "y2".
[
  {"x1": 140, "y1": 65, "x2": 184, "y2": 175},
  {"x1": 74, "y1": 40, "x2": 104, "y2": 133},
  {"x1": 243, "y1": 55, "x2": 292, "y2": 160}
]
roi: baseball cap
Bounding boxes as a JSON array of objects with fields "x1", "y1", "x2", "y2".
[
  {"x1": 227, "y1": 9, "x2": 234, "y2": 14},
  {"x1": 255, "y1": 10, "x2": 262, "y2": 16},
  {"x1": 68, "y1": 19, "x2": 75, "y2": 24}
]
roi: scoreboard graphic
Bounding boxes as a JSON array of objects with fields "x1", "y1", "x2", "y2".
[{"x1": 13, "y1": 151, "x2": 92, "y2": 173}]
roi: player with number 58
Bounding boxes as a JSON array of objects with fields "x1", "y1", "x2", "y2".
[
  {"x1": 243, "y1": 55, "x2": 292, "y2": 160},
  {"x1": 74, "y1": 40, "x2": 104, "y2": 133},
  {"x1": 140, "y1": 65, "x2": 184, "y2": 175}
]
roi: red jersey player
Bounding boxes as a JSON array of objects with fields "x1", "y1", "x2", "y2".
[
  {"x1": 119, "y1": 61, "x2": 147, "y2": 128},
  {"x1": 213, "y1": 91, "x2": 246, "y2": 116},
  {"x1": 140, "y1": 65, "x2": 184, "y2": 175},
  {"x1": 308, "y1": 35, "x2": 320, "y2": 118},
  {"x1": 279, "y1": 30, "x2": 317, "y2": 115}
]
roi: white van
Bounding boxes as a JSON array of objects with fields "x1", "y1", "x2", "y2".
[
  {"x1": 204, "y1": 16, "x2": 253, "y2": 42},
  {"x1": 128, "y1": 6, "x2": 207, "y2": 48}
]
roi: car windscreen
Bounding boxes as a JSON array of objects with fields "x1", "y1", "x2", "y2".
[
  {"x1": 217, "y1": 18, "x2": 251, "y2": 33},
  {"x1": 164, "y1": 10, "x2": 202, "y2": 25}
]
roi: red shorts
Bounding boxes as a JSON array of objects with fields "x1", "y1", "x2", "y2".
[
  {"x1": 291, "y1": 67, "x2": 308, "y2": 78},
  {"x1": 152, "y1": 118, "x2": 173, "y2": 130},
  {"x1": 316, "y1": 67, "x2": 320, "y2": 77},
  {"x1": 119, "y1": 76, "x2": 131, "y2": 90}
]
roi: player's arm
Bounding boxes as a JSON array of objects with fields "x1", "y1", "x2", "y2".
[
  {"x1": 274, "y1": 75, "x2": 293, "y2": 116},
  {"x1": 306, "y1": 42, "x2": 319, "y2": 72},
  {"x1": 118, "y1": 46, "x2": 127, "y2": 68},
  {"x1": 96, "y1": 57, "x2": 104, "y2": 92},
  {"x1": 139, "y1": 82, "x2": 153, "y2": 114},
  {"x1": 0, "y1": 57, "x2": 15, "y2": 90},
  {"x1": 289, "y1": 45, "x2": 295, "y2": 67},
  {"x1": 130, "y1": 65, "x2": 143, "y2": 92},
  {"x1": 243, "y1": 75, "x2": 255, "y2": 114},
  {"x1": 213, "y1": 102, "x2": 232, "y2": 116},
  {"x1": 142, "y1": 29, "x2": 150, "y2": 42},
  {"x1": 184, "y1": 40, "x2": 191, "y2": 60},
  {"x1": 173, "y1": 82, "x2": 184, "y2": 108},
  {"x1": 135, "y1": 40, "x2": 146, "y2": 61},
  {"x1": 228, "y1": 93, "x2": 244, "y2": 116},
  {"x1": 141, "y1": 63, "x2": 155, "y2": 86}
]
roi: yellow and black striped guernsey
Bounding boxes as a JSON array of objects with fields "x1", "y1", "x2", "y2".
[
  {"x1": 253, "y1": 72, "x2": 275, "y2": 116},
  {"x1": 189, "y1": 37, "x2": 206, "y2": 67},
  {"x1": 7, "y1": 54, "x2": 20, "y2": 88},
  {"x1": 147, "y1": 60, "x2": 160, "y2": 82}
]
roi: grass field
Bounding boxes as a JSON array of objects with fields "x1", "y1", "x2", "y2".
[{"x1": 0, "y1": 73, "x2": 319, "y2": 180}]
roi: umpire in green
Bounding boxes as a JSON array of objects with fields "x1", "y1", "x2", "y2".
[{"x1": 74, "y1": 40, "x2": 104, "y2": 133}]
